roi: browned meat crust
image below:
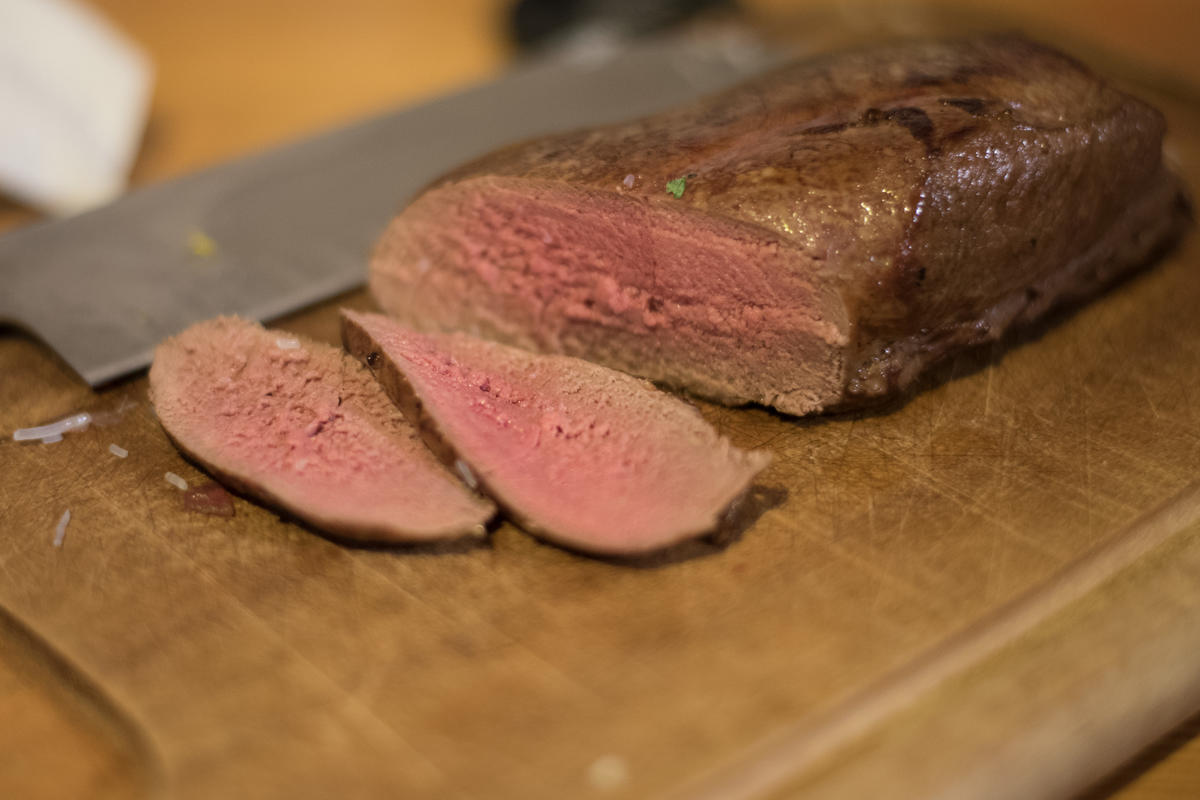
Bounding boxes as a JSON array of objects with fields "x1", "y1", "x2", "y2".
[{"x1": 371, "y1": 35, "x2": 1189, "y2": 415}]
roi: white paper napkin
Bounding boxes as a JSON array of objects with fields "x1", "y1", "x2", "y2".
[{"x1": 0, "y1": 0, "x2": 153, "y2": 215}]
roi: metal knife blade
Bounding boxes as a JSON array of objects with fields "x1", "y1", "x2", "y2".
[{"x1": 0, "y1": 34, "x2": 781, "y2": 387}]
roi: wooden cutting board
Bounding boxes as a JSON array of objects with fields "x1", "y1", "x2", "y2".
[{"x1": 4, "y1": 4, "x2": 1200, "y2": 799}]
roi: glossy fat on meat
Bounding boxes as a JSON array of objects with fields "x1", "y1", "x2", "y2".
[
  {"x1": 149, "y1": 317, "x2": 495, "y2": 542},
  {"x1": 341, "y1": 310, "x2": 771, "y2": 555},
  {"x1": 370, "y1": 34, "x2": 1189, "y2": 415}
]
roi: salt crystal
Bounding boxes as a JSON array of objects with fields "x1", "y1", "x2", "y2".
[
  {"x1": 109, "y1": 443, "x2": 128, "y2": 458},
  {"x1": 53, "y1": 510, "x2": 71, "y2": 548},
  {"x1": 454, "y1": 459, "x2": 478, "y2": 490},
  {"x1": 13, "y1": 412, "x2": 92, "y2": 442},
  {"x1": 623, "y1": 173, "x2": 635, "y2": 189},
  {"x1": 586, "y1": 755, "x2": 629, "y2": 792},
  {"x1": 275, "y1": 337, "x2": 301, "y2": 350},
  {"x1": 164, "y1": 471, "x2": 188, "y2": 490}
]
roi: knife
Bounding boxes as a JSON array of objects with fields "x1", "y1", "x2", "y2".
[{"x1": 0, "y1": 34, "x2": 781, "y2": 387}]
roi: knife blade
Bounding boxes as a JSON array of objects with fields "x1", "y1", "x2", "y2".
[{"x1": 0, "y1": 34, "x2": 781, "y2": 386}]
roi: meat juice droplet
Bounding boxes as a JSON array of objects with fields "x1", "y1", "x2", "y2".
[{"x1": 182, "y1": 483, "x2": 236, "y2": 517}]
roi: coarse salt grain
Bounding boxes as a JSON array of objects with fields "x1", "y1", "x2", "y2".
[
  {"x1": 454, "y1": 459, "x2": 478, "y2": 490},
  {"x1": 53, "y1": 510, "x2": 71, "y2": 548},
  {"x1": 109, "y1": 443, "x2": 129, "y2": 458},
  {"x1": 623, "y1": 173, "x2": 635, "y2": 188},
  {"x1": 586, "y1": 755, "x2": 629, "y2": 792},
  {"x1": 275, "y1": 337, "x2": 301, "y2": 350},
  {"x1": 13, "y1": 412, "x2": 92, "y2": 442},
  {"x1": 164, "y1": 472, "x2": 188, "y2": 490}
]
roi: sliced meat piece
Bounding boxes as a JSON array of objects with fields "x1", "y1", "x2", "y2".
[
  {"x1": 341, "y1": 310, "x2": 770, "y2": 555},
  {"x1": 370, "y1": 34, "x2": 1189, "y2": 415},
  {"x1": 149, "y1": 317, "x2": 495, "y2": 543}
]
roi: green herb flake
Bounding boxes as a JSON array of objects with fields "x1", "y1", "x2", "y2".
[{"x1": 665, "y1": 176, "x2": 687, "y2": 199}]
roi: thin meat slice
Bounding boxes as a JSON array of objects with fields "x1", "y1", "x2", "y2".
[
  {"x1": 149, "y1": 317, "x2": 495, "y2": 542},
  {"x1": 341, "y1": 310, "x2": 771, "y2": 555}
]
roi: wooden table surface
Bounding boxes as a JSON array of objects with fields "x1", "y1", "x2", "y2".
[{"x1": 3, "y1": 1, "x2": 1200, "y2": 797}]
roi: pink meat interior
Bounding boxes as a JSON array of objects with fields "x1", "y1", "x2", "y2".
[
  {"x1": 371, "y1": 178, "x2": 849, "y2": 412},
  {"x1": 150, "y1": 318, "x2": 492, "y2": 540},
  {"x1": 348, "y1": 312, "x2": 770, "y2": 553}
]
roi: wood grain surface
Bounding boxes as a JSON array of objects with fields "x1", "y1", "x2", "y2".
[{"x1": 3, "y1": 2, "x2": 1200, "y2": 798}]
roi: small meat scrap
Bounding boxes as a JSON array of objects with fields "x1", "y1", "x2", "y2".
[{"x1": 182, "y1": 482, "x2": 236, "y2": 517}]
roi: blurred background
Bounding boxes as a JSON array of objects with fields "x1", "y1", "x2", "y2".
[{"x1": 1, "y1": 0, "x2": 1197, "y2": 232}]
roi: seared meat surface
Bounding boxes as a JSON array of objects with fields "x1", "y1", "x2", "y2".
[{"x1": 371, "y1": 35, "x2": 1187, "y2": 415}]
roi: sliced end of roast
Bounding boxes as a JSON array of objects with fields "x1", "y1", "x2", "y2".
[
  {"x1": 149, "y1": 317, "x2": 495, "y2": 543},
  {"x1": 370, "y1": 177, "x2": 851, "y2": 415},
  {"x1": 341, "y1": 310, "x2": 772, "y2": 556}
]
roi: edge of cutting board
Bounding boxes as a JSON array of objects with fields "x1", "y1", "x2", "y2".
[
  {"x1": 667, "y1": 481, "x2": 1200, "y2": 800},
  {"x1": 0, "y1": 606, "x2": 165, "y2": 799}
]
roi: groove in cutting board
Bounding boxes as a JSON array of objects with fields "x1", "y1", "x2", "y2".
[
  {"x1": 0, "y1": 606, "x2": 162, "y2": 800},
  {"x1": 767, "y1": 497, "x2": 1200, "y2": 800}
]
